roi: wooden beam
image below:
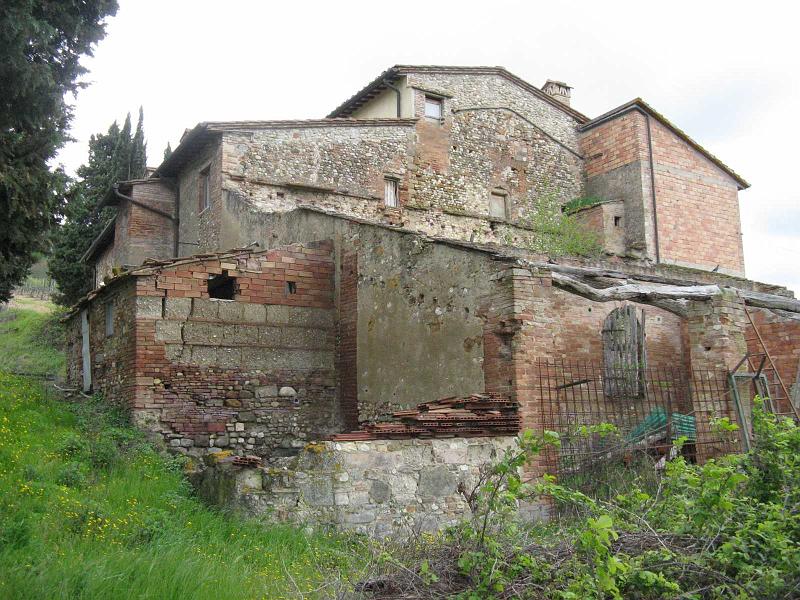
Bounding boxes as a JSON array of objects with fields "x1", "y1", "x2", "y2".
[
  {"x1": 737, "y1": 289, "x2": 800, "y2": 313},
  {"x1": 550, "y1": 272, "x2": 721, "y2": 316},
  {"x1": 537, "y1": 265, "x2": 800, "y2": 316}
]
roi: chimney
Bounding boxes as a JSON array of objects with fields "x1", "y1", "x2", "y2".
[{"x1": 542, "y1": 80, "x2": 572, "y2": 107}]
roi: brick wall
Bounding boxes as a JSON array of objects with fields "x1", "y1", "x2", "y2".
[
  {"x1": 68, "y1": 241, "x2": 340, "y2": 459},
  {"x1": 580, "y1": 111, "x2": 655, "y2": 258},
  {"x1": 124, "y1": 180, "x2": 176, "y2": 266},
  {"x1": 336, "y1": 250, "x2": 359, "y2": 429},
  {"x1": 579, "y1": 109, "x2": 745, "y2": 275},
  {"x1": 480, "y1": 266, "x2": 689, "y2": 480},
  {"x1": 745, "y1": 307, "x2": 800, "y2": 413},
  {"x1": 649, "y1": 118, "x2": 745, "y2": 276}
]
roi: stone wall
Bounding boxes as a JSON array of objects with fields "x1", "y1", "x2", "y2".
[
  {"x1": 93, "y1": 243, "x2": 116, "y2": 287},
  {"x1": 404, "y1": 71, "x2": 584, "y2": 224},
  {"x1": 177, "y1": 135, "x2": 223, "y2": 253},
  {"x1": 200, "y1": 435, "x2": 518, "y2": 537},
  {"x1": 65, "y1": 281, "x2": 138, "y2": 407},
  {"x1": 195, "y1": 70, "x2": 589, "y2": 253}
]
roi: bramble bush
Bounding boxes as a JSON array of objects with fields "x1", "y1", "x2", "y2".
[{"x1": 370, "y1": 399, "x2": 799, "y2": 599}]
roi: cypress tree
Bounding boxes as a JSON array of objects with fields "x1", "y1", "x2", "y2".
[
  {"x1": 163, "y1": 142, "x2": 173, "y2": 162},
  {"x1": 130, "y1": 106, "x2": 147, "y2": 179},
  {"x1": 49, "y1": 115, "x2": 144, "y2": 305},
  {"x1": 113, "y1": 113, "x2": 133, "y2": 181}
]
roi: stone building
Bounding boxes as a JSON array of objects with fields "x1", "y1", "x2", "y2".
[{"x1": 67, "y1": 66, "x2": 800, "y2": 534}]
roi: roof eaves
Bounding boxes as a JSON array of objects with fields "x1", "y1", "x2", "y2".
[
  {"x1": 326, "y1": 66, "x2": 401, "y2": 118},
  {"x1": 153, "y1": 123, "x2": 215, "y2": 178},
  {"x1": 205, "y1": 118, "x2": 417, "y2": 130},
  {"x1": 581, "y1": 98, "x2": 750, "y2": 190},
  {"x1": 81, "y1": 216, "x2": 116, "y2": 263},
  {"x1": 328, "y1": 65, "x2": 590, "y2": 123}
]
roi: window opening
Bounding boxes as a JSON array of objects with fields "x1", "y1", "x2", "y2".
[
  {"x1": 208, "y1": 272, "x2": 235, "y2": 299},
  {"x1": 105, "y1": 303, "x2": 114, "y2": 336},
  {"x1": 384, "y1": 178, "x2": 399, "y2": 208},
  {"x1": 199, "y1": 166, "x2": 210, "y2": 212},
  {"x1": 424, "y1": 96, "x2": 443, "y2": 119}
]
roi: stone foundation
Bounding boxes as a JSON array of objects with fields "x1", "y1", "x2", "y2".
[{"x1": 197, "y1": 436, "x2": 518, "y2": 537}]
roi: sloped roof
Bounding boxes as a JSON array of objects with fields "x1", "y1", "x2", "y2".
[
  {"x1": 326, "y1": 65, "x2": 589, "y2": 122},
  {"x1": 81, "y1": 216, "x2": 116, "y2": 263},
  {"x1": 581, "y1": 98, "x2": 749, "y2": 190}
]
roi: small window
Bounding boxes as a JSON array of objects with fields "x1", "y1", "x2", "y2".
[
  {"x1": 614, "y1": 216, "x2": 622, "y2": 227},
  {"x1": 286, "y1": 281, "x2": 297, "y2": 295},
  {"x1": 199, "y1": 166, "x2": 210, "y2": 213},
  {"x1": 384, "y1": 178, "x2": 399, "y2": 208},
  {"x1": 208, "y1": 272, "x2": 235, "y2": 299},
  {"x1": 424, "y1": 96, "x2": 443, "y2": 119},
  {"x1": 488, "y1": 192, "x2": 508, "y2": 219},
  {"x1": 105, "y1": 303, "x2": 114, "y2": 337}
]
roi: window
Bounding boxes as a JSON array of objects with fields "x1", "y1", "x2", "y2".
[
  {"x1": 384, "y1": 178, "x2": 399, "y2": 208},
  {"x1": 208, "y1": 272, "x2": 235, "y2": 299},
  {"x1": 614, "y1": 216, "x2": 622, "y2": 227},
  {"x1": 424, "y1": 96, "x2": 443, "y2": 119},
  {"x1": 199, "y1": 166, "x2": 210, "y2": 212},
  {"x1": 286, "y1": 281, "x2": 297, "y2": 295},
  {"x1": 489, "y1": 192, "x2": 508, "y2": 219},
  {"x1": 105, "y1": 303, "x2": 114, "y2": 337}
]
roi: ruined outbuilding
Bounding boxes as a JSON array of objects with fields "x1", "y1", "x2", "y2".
[{"x1": 66, "y1": 66, "x2": 800, "y2": 535}]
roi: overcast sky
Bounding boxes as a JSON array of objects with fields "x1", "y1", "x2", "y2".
[{"x1": 57, "y1": 0, "x2": 799, "y2": 293}]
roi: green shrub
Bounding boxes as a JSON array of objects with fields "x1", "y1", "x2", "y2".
[
  {"x1": 375, "y1": 399, "x2": 800, "y2": 599},
  {"x1": 56, "y1": 461, "x2": 88, "y2": 488}
]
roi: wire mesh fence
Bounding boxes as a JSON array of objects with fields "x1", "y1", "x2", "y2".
[{"x1": 536, "y1": 360, "x2": 741, "y2": 490}]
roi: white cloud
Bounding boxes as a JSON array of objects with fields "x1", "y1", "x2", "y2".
[{"x1": 56, "y1": 0, "x2": 800, "y2": 294}]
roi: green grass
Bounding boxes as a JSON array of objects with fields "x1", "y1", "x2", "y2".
[
  {"x1": 0, "y1": 373, "x2": 363, "y2": 599},
  {"x1": 0, "y1": 303, "x2": 65, "y2": 376}
]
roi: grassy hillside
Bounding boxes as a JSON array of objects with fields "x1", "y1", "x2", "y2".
[
  {"x1": 0, "y1": 300, "x2": 65, "y2": 376},
  {"x1": 0, "y1": 373, "x2": 362, "y2": 599}
]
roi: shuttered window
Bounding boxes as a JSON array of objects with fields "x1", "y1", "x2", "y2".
[{"x1": 384, "y1": 178, "x2": 399, "y2": 208}]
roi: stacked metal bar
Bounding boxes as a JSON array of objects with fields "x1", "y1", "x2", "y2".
[{"x1": 332, "y1": 393, "x2": 520, "y2": 441}]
